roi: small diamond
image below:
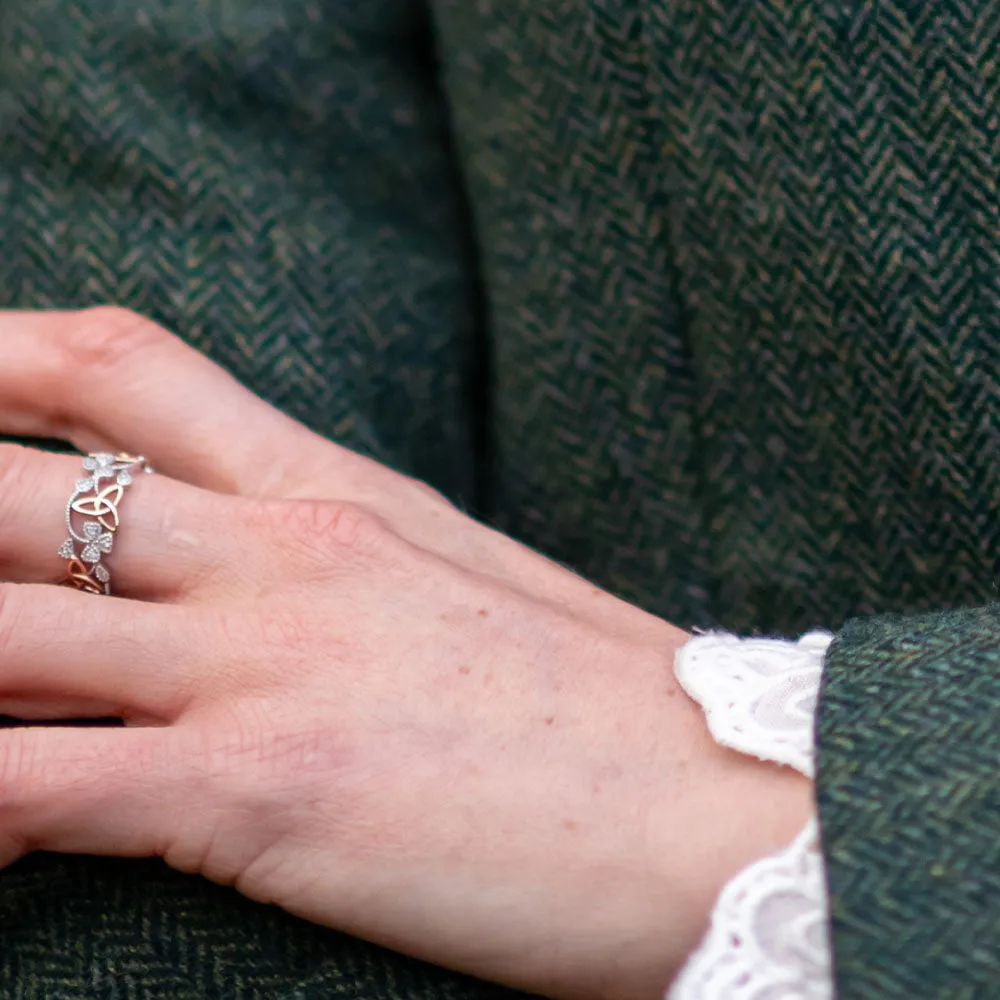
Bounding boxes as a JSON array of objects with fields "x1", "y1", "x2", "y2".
[
  {"x1": 83, "y1": 522, "x2": 103, "y2": 541},
  {"x1": 94, "y1": 564, "x2": 110, "y2": 583},
  {"x1": 57, "y1": 539, "x2": 76, "y2": 560},
  {"x1": 75, "y1": 478, "x2": 94, "y2": 493},
  {"x1": 81, "y1": 529, "x2": 113, "y2": 563},
  {"x1": 116, "y1": 470, "x2": 132, "y2": 487},
  {"x1": 83, "y1": 454, "x2": 116, "y2": 481}
]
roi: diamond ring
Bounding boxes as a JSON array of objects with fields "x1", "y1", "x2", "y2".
[{"x1": 58, "y1": 452, "x2": 155, "y2": 595}]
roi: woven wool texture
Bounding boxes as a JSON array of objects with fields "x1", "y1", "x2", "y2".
[
  {"x1": 2, "y1": 0, "x2": 1000, "y2": 997},
  {"x1": 819, "y1": 607, "x2": 1000, "y2": 998},
  {"x1": 435, "y1": 0, "x2": 1000, "y2": 633}
]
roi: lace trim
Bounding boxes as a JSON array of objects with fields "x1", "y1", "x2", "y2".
[{"x1": 667, "y1": 632, "x2": 835, "y2": 1000}]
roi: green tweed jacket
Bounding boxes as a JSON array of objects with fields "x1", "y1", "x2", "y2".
[{"x1": 1, "y1": 1, "x2": 998, "y2": 997}]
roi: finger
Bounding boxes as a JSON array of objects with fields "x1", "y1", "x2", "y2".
[
  {"x1": 0, "y1": 442, "x2": 240, "y2": 600},
  {"x1": 0, "y1": 725, "x2": 176, "y2": 867},
  {"x1": 0, "y1": 307, "x2": 340, "y2": 496},
  {"x1": 0, "y1": 584, "x2": 199, "y2": 722}
]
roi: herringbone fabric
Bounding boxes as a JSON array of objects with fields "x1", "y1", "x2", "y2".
[
  {"x1": 1, "y1": 855, "x2": 520, "y2": 1000},
  {"x1": 3, "y1": 0, "x2": 1000, "y2": 996},
  {"x1": 433, "y1": 0, "x2": 711, "y2": 627},
  {"x1": 433, "y1": 0, "x2": 1000, "y2": 633},
  {"x1": 819, "y1": 606, "x2": 1000, "y2": 997}
]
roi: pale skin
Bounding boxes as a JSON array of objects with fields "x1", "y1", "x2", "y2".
[{"x1": 0, "y1": 307, "x2": 811, "y2": 1000}]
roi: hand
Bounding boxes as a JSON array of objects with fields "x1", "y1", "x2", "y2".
[{"x1": 0, "y1": 308, "x2": 811, "y2": 1000}]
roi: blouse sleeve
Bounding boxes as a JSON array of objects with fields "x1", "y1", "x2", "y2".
[{"x1": 666, "y1": 632, "x2": 834, "y2": 1000}]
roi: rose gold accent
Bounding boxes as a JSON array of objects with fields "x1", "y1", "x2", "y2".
[
  {"x1": 71, "y1": 483, "x2": 126, "y2": 532},
  {"x1": 65, "y1": 558, "x2": 105, "y2": 595},
  {"x1": 61, "y1": 452, "x2": 151, "y2": 596}
]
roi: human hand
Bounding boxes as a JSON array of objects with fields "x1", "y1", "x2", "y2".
[{"x1": 0, "y1": 309, "x2": 810, "y2": 1000}]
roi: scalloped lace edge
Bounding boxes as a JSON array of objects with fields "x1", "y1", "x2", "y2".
[{"x1": 666, "y1": 632, "x2": 834, "y2": 1000}]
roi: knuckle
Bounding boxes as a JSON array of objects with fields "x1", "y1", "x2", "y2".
[
  {"x1": 266, "y1": 498, "x2": 391, "y2": 562},
  {"x1": 254, "y1": 605, "x2": 316, "y2": 658},
  {"x1": 313, "y1": 500, "x2": 388, "y2": 555},
  {"x1": 235, "y1": 602, "x2": 320, "y2": 664},
  {"x1": 60, "y1": 306, "x2": 166, "y2": 378}
]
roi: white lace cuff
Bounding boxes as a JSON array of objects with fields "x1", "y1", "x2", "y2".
[{"x1": 666, "y1": 632, "x2": 835, "y2": 1000}]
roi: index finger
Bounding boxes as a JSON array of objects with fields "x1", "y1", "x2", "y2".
[{"x1": 0, "y1": 307, "x2": 337, "y2": 497}]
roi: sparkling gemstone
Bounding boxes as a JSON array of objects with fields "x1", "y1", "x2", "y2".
[
  {"x1": 57, "y1": 539, "x2": 76, "y2": 560},
  {"x1": 83, "y1": 453, "x2": 116, "y2": 480},
  {"x1": 94, "y1": 564, "x2": 110, "y2": 584},
  {"x1": 117, "y1": 470, "x2": 132, "y2": 487},
  {"x1": 80, "y1": 530, "x2": 113, "y2": 562}
]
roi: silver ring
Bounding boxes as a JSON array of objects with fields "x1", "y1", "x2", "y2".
[{"x1": 58, "y1": 452, "x2": 155, "y2": 596}]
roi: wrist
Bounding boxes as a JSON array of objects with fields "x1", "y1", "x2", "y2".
[{"x1": 529, "y1": 620, "x2": 813, "y2": 1000}]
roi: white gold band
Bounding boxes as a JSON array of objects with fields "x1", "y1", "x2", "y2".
[{"x1": 58, "y1": 452, "x2": 154, "y2": 595}]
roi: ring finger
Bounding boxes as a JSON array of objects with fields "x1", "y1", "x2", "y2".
[{"x1": 0, "y1": 442, "x2": 241, "y2": 601}]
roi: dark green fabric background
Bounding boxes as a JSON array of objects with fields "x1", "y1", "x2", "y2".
[
  {"x1": 1, "y1": 0, "x2": 999, "y2": 996},
  {"x1": 819, "y1": 607, "x2": 1000, "y2": 998}
]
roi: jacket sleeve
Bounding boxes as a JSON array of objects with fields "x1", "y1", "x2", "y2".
[{"x1": 818, "y1": 605, "x2": 1000, "y2": 999}]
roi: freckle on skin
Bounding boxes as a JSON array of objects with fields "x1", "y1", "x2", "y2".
[
  {"x1": 544, "y1": 716, "x2": 554, "y2": 725},
  {"x1": 563, "y1": 820, "x2": 579, "y2": 831},
  {"x1": 458, "y1": 665, "x2": 471, "y2": 675},
  {"x1": 478, "y1": 608, "x2": 489, "y2": 617}
]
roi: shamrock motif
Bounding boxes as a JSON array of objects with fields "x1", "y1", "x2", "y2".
[
  {"x1": 82, "y1": 453, "x2": 117, "y2": 482},
  {"x1": 57, "y1": 539, "x2": 77, "y2": 560},
  {"x1": 80, "y1": 521, "x2": 114, "y2": 563}
]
